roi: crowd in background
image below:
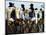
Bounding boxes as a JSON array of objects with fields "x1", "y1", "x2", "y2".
[{"x1": 5, "y1": 2, "x2": 44, "y2": 33}]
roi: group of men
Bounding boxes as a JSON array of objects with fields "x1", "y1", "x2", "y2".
[
  {"x1": 6, "y1": 2, "x2": 44, "y2": 22},
  {"x1": 6, "y1": 2, "x2": 44, "y2": 33}
]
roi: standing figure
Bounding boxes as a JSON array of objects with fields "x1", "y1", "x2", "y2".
[
  {"x1": 39, "y1": 8, "x2": 43, "y2": 19},
  {"x1": 29, "y1": 4, "x2": 34, "y2": 19},
  {"x1": 19, "y1": 4, "x2": 25, "y2": 20},
  {"x1": 6, "y1": 2, "x2": 16, "y2": 22},
  {"x1": 6, "y1": 2, "x2": 16, "y2": 33},
  {"x1": 34, "y1": 8, "x2": 39, "y2": 24}
]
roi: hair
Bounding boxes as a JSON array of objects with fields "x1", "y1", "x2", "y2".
[
  {"x1": 29, "y1": 4, "x2": 34, "y2": 13},
  {"x1": 30, "y1": 4, "x2": 34, "y2": 9},
  {"x1": 35, "y1": 8, "x2": 38, "y2": 10},
  {"x1": 9, "y1": 2, "x2": 14, "y2": 7},
  {"x1": 40, "y1": 8, "x2": 42, "y2": 11},
  {"x1": 21, "y1": 4, "x2": 25, "y2": 11}
]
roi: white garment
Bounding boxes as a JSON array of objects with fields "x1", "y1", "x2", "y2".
[
  {"x1": 34, "y1": 10, "x2": 39, "y2": 18},
  {"x1": 34, "y1": 10, "x2": 39, "y2": 24},
  {"x1": 19, "y1": 8, "x2": 25, "y2": 20},
  {"x1": 31, "y1": 17, "x2": 36, "y2": 21},
  {"x1": 25, "y1": 13, "x2": 29, "y2": 19},
  {"x1": 34, "y1": 10, "x2": 42, "y2": 24},
  {"x1": 9, "y1": 18, "x2": 14, "y2": 22},
  {"x1": 34, "y1": 10, "x2": 42, "y2": 20},
  {"x1": 6, "y1": 7, "x2": 16, "y2": 21},
  {"x1": 16, "y1": 8, "x2": 20, "y2": 19},
  {"x1": 39, "y1": 10, "x2": 42, "y2": 19}
]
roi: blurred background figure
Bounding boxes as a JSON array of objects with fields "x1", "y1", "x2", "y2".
[
  {"x1": 19, "y1": 4, "x2": 25, "y2": 20},
  {"x1": 39, "y1": 8, "x2": 44, "y2": 19},
  {"x1": 34, "y1": 8, "x2": 38, "y2": 24},
  {"x1": 38, "y1": 8, "x2": 42, "y2": 20},
  {"x1": 34, "y1": 8, "x2": 38, "y2": 18},
  {"x1": 15, "y1": 8, "x2": 20, "y2": 19},
  {"x1": 25, "y1": 9, "x2": 29, "y2": 20}
]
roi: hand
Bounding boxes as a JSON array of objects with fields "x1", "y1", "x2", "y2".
[{"x1": 9, "y1": 18, "x2": 14, "y2": 22}]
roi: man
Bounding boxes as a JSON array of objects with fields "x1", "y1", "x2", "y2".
[
  {"x1": 19, "y1": 4, "x2": 25, "y2": 20},
  {"x1": 29, "y1": 4, "x2": 34, "y2": 19},
  {"x1": 39, "y1": 8, "x2": 43, "y2": 19},
  {"x1": 6, "y1": 2, "x2": 16, "y2": 22},
  {"x1": 6, "y1": 2, "x2": 16, "y2": 33},
  {"x1": 25, "y1": 9, "x2": 29, "y2": 20},
  {"x1": 34, "y1": 8, "x2": 39, "y2": 24}
]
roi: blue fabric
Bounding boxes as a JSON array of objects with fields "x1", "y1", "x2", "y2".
[
  {"x1": 11, "y1": 9, "x2": 16, "y2": 20},
  {"x1": 29, "y1": 12, "x2": 33, "y2": 18}
]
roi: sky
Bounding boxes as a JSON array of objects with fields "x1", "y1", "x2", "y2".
[{"x1": 6, "y1": 0, "x2": 44, "y2": 9}]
